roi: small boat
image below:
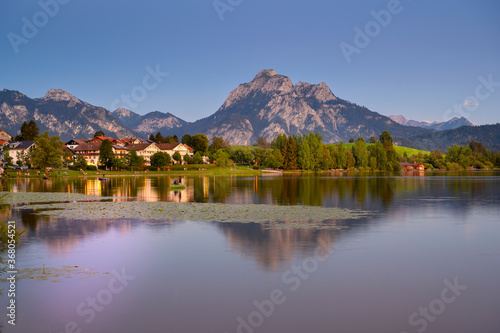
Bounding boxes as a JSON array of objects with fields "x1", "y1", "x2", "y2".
[
  {"x1": 43, "y1": 176, "x2": 48, "y2": 180},
  {"x1": 169, "y1": 184, "x2": 186, "y2": 190},
  {"x1": 98, "y1": 177, "x2": 110, "y2": 181}
]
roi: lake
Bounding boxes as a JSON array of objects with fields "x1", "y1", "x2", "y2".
[{"x1": 1, "y1": 171, "x2": 499, "y2": 333}]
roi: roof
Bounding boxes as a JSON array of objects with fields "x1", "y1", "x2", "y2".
[
  {"x1": 9, "y1": 141, "x2": 34, "y2": 150},
  {"x1": 0, "y1": 140, "x2": 8, "y2": 145},
  {"x1": 65, "y1": 139, "x2": 86, "y2": 145},
  {"x1": 87, "y1": 136, "x2": 117, "y2": 143},
  {"x1": 400, "y1": 162, "x2": 425, "y2": 166},
  {"x1": 0, "y1": 130, "x2": 12, "y2": 136},
  {"x1": 125, "y1": 143, "x2": 154, "y2": 151},
  {"x1": 156, "y1": 143, "x2": 178, "y2": 150},
  {"x1": 73, "y1": 142, "x2": 102, "y2": 151},
  {"x1": 156, "y1": 143, "x2": 195, "y2": 151}
]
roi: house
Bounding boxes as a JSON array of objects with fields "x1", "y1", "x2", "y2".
[
  {"x1": 0, "y1": 130, "x2": 12, "y2": 142},
  {"x1": 65, "y1": 139, "x2": 86, "y2": 150},
  {"x1": 73, "y1": 142, "x2": 131, "y2": 166},
  {"x1": 157, "y1": 143, "x2": 195, "y2": 162},
  {"x1": 86, "y1": 136, "x2": 119, "y2": 145},
  {"x1": 126, "y1": 143, "x2": 161, "y2": 165},
  {"x1": 400, "y1": 162, "x2": 425, "y2": 171},
  {"x1": 116, "y1": 138, "x2": 142, "y2": 146},
  {"x1": 7, "y1": 141, "x2": 35, "y2": 165},
  {"x1": 73, "y1": 143, "x2": 102, "y2": 166}
]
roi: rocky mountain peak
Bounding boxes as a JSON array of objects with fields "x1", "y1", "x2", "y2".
[
  {"x1": 294, "y1": 81, "x2": 336, "y2": 102},
  {"x1": 253, "y1": 69, "x2": 278, "y2": 80},
  {"x1": 43, "y1": 89, "x2": 80, "y2": 104},
  {"x1": 114, "y1": 107, "x2": 133, "y2": 117}
]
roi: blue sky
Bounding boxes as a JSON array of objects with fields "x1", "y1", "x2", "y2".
[{"x1": 1, "y1": 0, "x2": 499, "y2": 125}]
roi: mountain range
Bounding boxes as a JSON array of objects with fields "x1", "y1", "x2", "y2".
[
  {"x1": 0, "y1": 88, "x2": 136, "y2": 141},
  {"x1": 389, "y1": 115, "x2": 474, "y2": 131},
  {"x1": 1, "y1": 69, "x2": 498, "y2": 151}
]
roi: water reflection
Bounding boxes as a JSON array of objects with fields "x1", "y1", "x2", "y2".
[{"x1": 4, "y1": 172, "x2": 500, "y2": 212}]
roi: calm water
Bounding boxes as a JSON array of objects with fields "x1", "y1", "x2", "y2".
[{"x1": 1, "y1": 172, "x2": 499, "y2": 333}]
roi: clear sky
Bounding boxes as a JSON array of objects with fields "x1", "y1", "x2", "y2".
[{"x1": 1, "y1": 0, "x2": 499, "y2": 125}]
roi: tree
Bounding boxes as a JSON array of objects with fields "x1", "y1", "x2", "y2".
[
  {"x1": 17, "y1": 120, "x2": 39, "y2": 140},
  {"x1": 74, "y1": 155, "x2": 88, "y2": 170},
  {"x1": 94, "y1": 130, "x2": 105, "y2": 138},
  {"x1": 298, "y1": 140, "x2": 313, "y2": 170},
  {"x1": 379, "y1": 131, "x2": 393, "y2": 148},
  {"x1": 352, "y1": 137, "x2": 368, "y2": 168},
  {"x1": 256, "y1": 136, "x2": 270, "y2": 149},
  {"x1": 151, "y1": 152, "x2": 171, "y2": 168},
  {"x1": 283, "y1": 136, "x2": 298, "y2": 170},
  {"x1": 213, "y1": 150, "x2": 233, "y2": 167},
  {"x1": 369, "y1": 136, "x2": 377, "y2": 144},
  {"x1": 30, "y1": 132, "x2": 64, "y2": 171},
  {"x1": 149, "y1": 133, "x2": 155, "y2": 141},
  {"x1": 368, "y1": 142, "x2": 387, "y2": 170},
  {"x1": 349, "y1": 137, "x2": 355, "y2": 143},
  {"x1": 319, "y1": 145, "x2": 333, "y2": 170},
  {"x1": 2, "y1": 145, "x2": 13, "y2": 167},
  {"x1": 209, "y1": 136, "x2": 230, "y2": 152},
  {"x1": 334, "y1": 142, "x2": 347, "y2": 169},
  {"x1": 172, "y1": 151, "x2": 182, "y2": 164},
  {"x1": 98, "y1": 139, "x2": 115, "y2": 169},
  {"x1": 183, "y1": 153, "x2": 192, "y2": 164},
  {"x1": 126, "y1": 151, "x2": 144, "y2": 169},
  {"x1": 264, "y1": 149, "x2": 283, "y2": 169},
  {"x1": 192, "y1": 151, "x2": 203, "y2": 164},
  {"x1": 181, "y1": 134, "x2": 192, "y2": 146},
  {"x1": 190, "y1": 133, "x2": 209, "y2": 153},
  {"x1": 154, "y1": 132, "x2": 164, "y2": 143}
]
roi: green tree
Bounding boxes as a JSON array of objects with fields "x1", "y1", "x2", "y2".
[
  {"x1": 74, "y1": 155, "x2": 88, "y2": 170},
  {"x1": 183, "y1": 153, "x2": 192, "y2": 164},
  {"x1": 149, "y1": 133, "x2": 155, "y2": 141},
  {"x1": 282, "y1": 136, "x2": 298, "y2": 170},
  {"x1": 213, "y1": 150, "x2": 233, "y2": 167},
  {"x1": 30, "y1": 132, "x2": 64, "y2": 171},
  {"x1": 369, "y1": 136, "x2": 377, "y2": 144},
  {"x1": 114, "y1": 157, "x2": 127, "y2": 170},
  {"x1": 172, "y1": 151, "x2": 182, "y2": 164},
  {"x1": 319, "y1": 145, "x2": 333, "y2": 170},
  {"x1": 192, "y1": 151, "x2": 203, "y2": 164},
  {"x1": 98, "y1": 139, "x2": 115, "y2": 169},
  {"x1": 150, "y1": 152, "x2": 171, "y2": 168},
  {"x1": 126, "y1": 151, "x2": 144, "y2": 169},
  {"x1": 379, "y1": 131, "x2": 393, "y2": 148},
  {"x1": 335, "y1": 142, "x2": 347, "y2": 169},
  {"x1": 17, "y1": 120, "x2": 39, "y2": 140},
  {"x1": 181, "y1": 134, "x2": 192, "y2": 146},
  {"x1": 154, "y1": 132, "x2": 164, "y2": 143},
  {"x1": 190, "y1": 133, "x2": 209, "y2": 153},
  {"x1": 209, "y1": 136, "x2": 230, "y2": 152},
  {"x1": 264, "y1": 149, "x2": 283, "y2": 169},
  {"x1": 1, "y1": 145, "x2": 13, "y2": 167},
  {"x1": 352, "y1": 137, "x2": 368, "y2": 168},
  {"x1": 256, "y1": 136, "x2": 270, "y2": 149},
  {"x1": 368, "y1": 143, "x2": 387, "y2": 170},
  {"x1": 94, "y1": 130, "x2": 105, "y2": 138},
  {"x1": 298, "y1": 140, "x2": 313, "y2": 170},
  {"x1": 349, "y1": 137, "x2": 355, "y2": 143}
]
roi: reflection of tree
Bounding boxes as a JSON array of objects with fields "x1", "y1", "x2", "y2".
[{"x1": 217, "y1": 222, "x2": 337, "y2": 271}]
